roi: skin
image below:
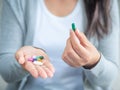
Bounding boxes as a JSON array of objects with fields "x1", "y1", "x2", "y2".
[
  {"x1": 45, "y1": 0, "x2": 77, "y2": 17},
  {"x1": 15, "y1": 46, "x2": 55, "y2": 78},
  {"x1": 15, "y1": 0, "x2": 100, "y2": 79},
  {"x1": 62, "y1": 29, "x2": 100, "y2": 68}
]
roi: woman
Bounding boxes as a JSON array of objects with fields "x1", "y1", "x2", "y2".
[{"x1": 0, "y1": 0, "x2": 119, "y2": 90}]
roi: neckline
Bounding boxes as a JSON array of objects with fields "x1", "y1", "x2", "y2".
[{"x1": 41, "y1": 0, "x2": 80, "y2": 20}]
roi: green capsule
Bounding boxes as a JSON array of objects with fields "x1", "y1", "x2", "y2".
[
  {"x1": 38, "y1": 56, "x2": 44, "y2": 60},
  {"x1": 72, "y1": 23, "x2": 76, "y2": 31}
]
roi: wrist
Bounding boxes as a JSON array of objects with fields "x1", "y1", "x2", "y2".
[{"x1": 83, "y1": 53, "x2": 101, "y2": 69}]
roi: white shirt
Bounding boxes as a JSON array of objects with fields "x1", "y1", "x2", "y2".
[{"x1": 31, "y1": 0, "x2": 84, "y2": 90}]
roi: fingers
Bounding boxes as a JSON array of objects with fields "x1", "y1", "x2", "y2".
[
  {"x1": 24, "y1": 55, "x2": 55, "y2": 78},
  {"x1": 62, "y1": 52, "x2": 76, "y2": 67},
  {"x1": 23, "y1": 60, "x2": 54, "y2": 78},
  {"x1": 36, "y1": 65, "x2": 54, "y2": 78},
  {"x1": 42, "y1": 66, "x2": 54, "y2": 78},
  {"x1": 35, "y1": 65, "x2": 48, "y2": 78},
  {"x1": 15, "y1": 46, "x2": 55, "y2": 79},
  {"x1": 35, "y1": 63, "x2": 54, "y2": 78},
  {"x1": 15, "y1": 51, "x2": 25, "y2": 64},
  {"x1": 70, "y1": 30, "x2": 88, "y2": 58},
  {"x1": 69, "y1": 30, "x2": 100, "y2": 68},
  {"x1": 22, "y1": 61, "x2": 39, "y2": 78},
  {"x1": 75, "y1": 29, "x2": 90, "y2": 46},
  {"x1": 62, "y1": 30, "x2": 91, "y2": 67},
  {"x1": 44, "y1": 61, "x2": 55, "y2": 73},
  {"x1": 34, "y1": 57, "x2": 55, "y2": 78},
  {"x1": 62, "y1": 39, "x2": 85, "y2": 67},
  {"x1": 62, "y1": 39, "x2": 78, "y2": 66}
]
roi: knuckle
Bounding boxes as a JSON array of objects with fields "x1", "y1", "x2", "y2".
[
  {"x1": 84, "y1": 56, "x2": 91, "y2": 62},
  {"x1": 83, "y1": 60, "x2": 89, "y2": 65},
  {"x1": 80, "y1": 32, "x2": 85, "y2": 37},
  {"x1": 62, "y1": 54, "x2": 68, "y2": 60},
  {"x1": 78, "y1": 62, "x2": 83, "y2": 67},
  {"x1": 74, "y1": 46, "x2": 80, "y2": 52},
  {"x1": 67, "y1": 50, "x2": 73, "y2": 57}
]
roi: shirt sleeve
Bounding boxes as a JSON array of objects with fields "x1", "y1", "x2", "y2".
[
  {"x1": 0, "y1": 0, "x2": 28, "y2": 83},
  {"x1": 83, "y1": 0, "x2": 120, "y2": 89}
]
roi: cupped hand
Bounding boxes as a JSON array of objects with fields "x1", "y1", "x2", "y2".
[
  {"x1": 62, "y1": 29, "x2": 100, "y2": 69},
  {"x1": 15, "y1": 46, "x2": 55, "y2": 78}
]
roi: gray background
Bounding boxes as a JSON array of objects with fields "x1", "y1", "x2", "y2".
[{"x1": 0, "y1": 0, "x2": 120, "y2": 90}]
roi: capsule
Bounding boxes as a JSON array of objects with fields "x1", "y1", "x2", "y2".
[
  {"x1": 33, "y1": 56, "x2": 37, "y2": 61},
  {"x1": 72, "y1": 23, "x2": 76, "y2": 31},
  {"x1": 33, "y1": 61, "x2": 43, "y2": 66},
  {"x1": 28, "y1": 55, "x2": 44, "y2": 65},
  {"x1": 38, "y1": 56, "x2": 44, "y2": 60},
  {"x1": 28, "y1": 58, "x2": 34, "y2": 62}
]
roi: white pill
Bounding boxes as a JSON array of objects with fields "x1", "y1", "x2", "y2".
[{"x1": 33, "y1": 61, "x2": 43, "y2": 65}]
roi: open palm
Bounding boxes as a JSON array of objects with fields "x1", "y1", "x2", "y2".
[{"x1": 15, "y1": 46, "x2": 55, "y2": 78}]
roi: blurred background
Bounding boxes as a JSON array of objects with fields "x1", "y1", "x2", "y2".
[{"x1": 0, "y1": 0, "x2": 120, "y2": 90}]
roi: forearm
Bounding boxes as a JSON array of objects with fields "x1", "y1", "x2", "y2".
[
  {"x1": 0, "y1": 53, "x2": 29, "y2": 83},
  {"x1": 84, "y1": 54, "x2": 119, "y2": 88}
]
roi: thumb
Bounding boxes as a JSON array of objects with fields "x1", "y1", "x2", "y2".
[
  {"x1": 16, "y1": 51, "x2": 25, "y2": 64},
  {"x1": 75, "y1": 29, "x2": 89, "y2": 46}
]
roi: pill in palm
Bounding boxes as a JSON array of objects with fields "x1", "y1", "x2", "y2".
[
  {"x1": 33, "y1": 61, "x2": 43, "y2": 65},
  {"x1": 28, "y1": 58, "x2": 34, "y2": 62},
  {"x1": 28, "y1": 55, "x2": 44, "y2": 65}
]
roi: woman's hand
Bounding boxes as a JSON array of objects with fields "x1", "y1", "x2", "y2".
[
  {"x1": 62, "y1": 29, "x2": 100, "y2": 69},
  {"x1": 15, "y1": 46, "x2": 55, "y2": 78}
]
